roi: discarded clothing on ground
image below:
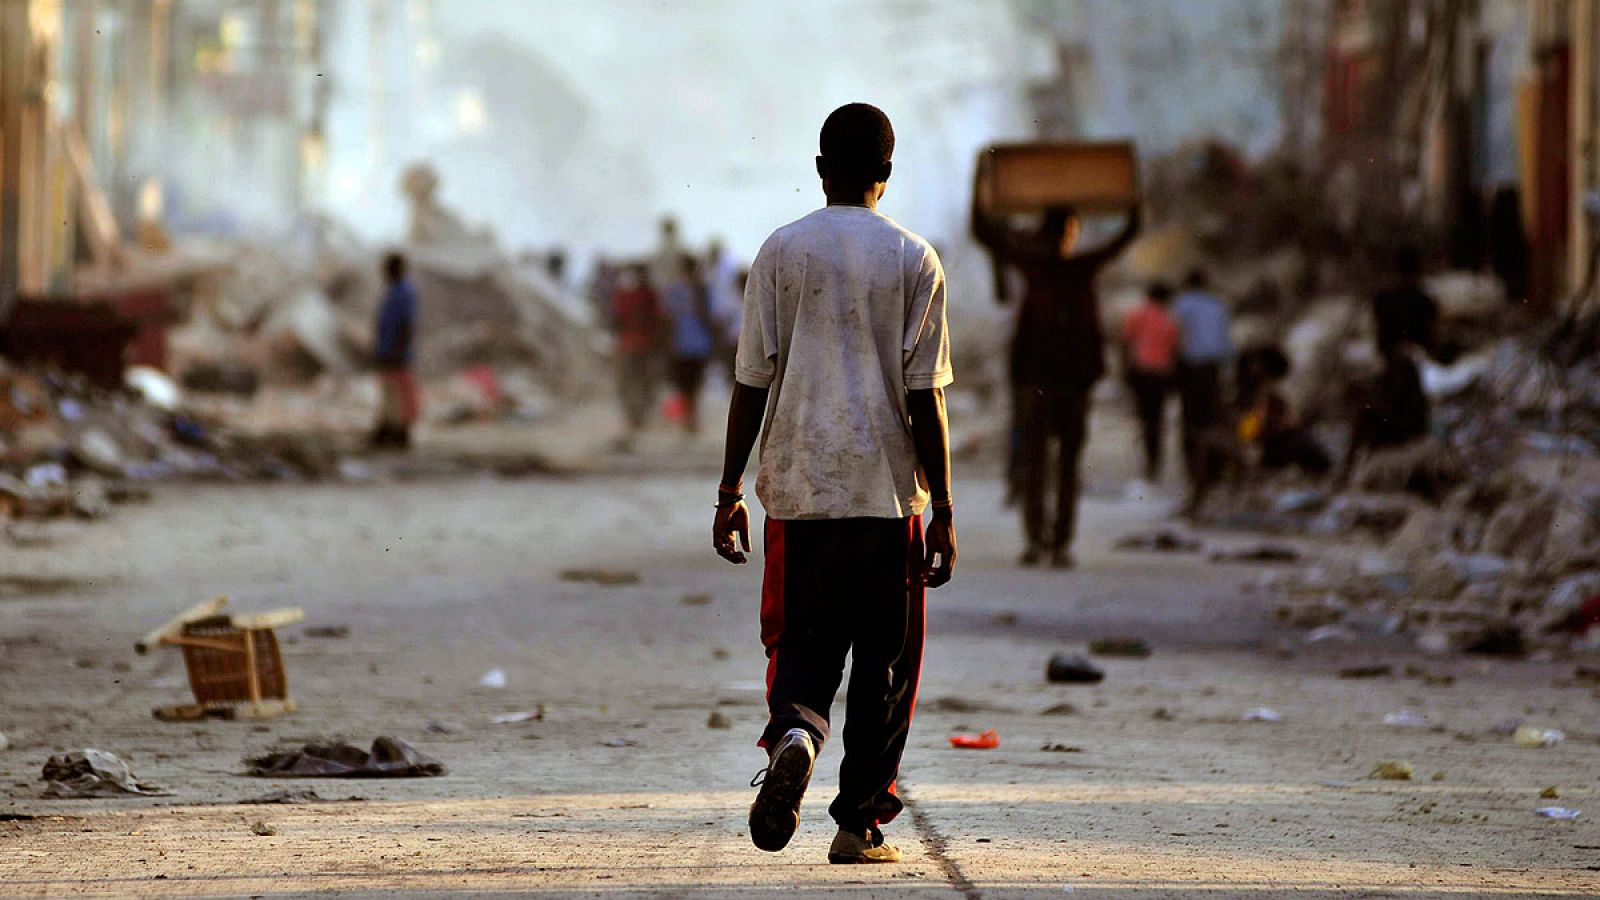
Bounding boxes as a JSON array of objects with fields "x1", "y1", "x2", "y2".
[
  {"x1": 41, "y1": 749, "x2": 169, "y2": 798},
  {"x1": 244, "y1": 736, "x2": 445, "y2": 778}
]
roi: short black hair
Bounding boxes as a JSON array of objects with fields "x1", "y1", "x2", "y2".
[
  {"x1": 384, "y1": 252, "x2": 406, "y2": 281},
  {"x1": 1147, "y1": 281, "x2": 1173, "y2": 304},
  {"x1": 818, "y1": 103, "x2": 894, "y2": 186},
  {"x1": 1183, "y1": 267, "x2": 1209, "y2": 290}
]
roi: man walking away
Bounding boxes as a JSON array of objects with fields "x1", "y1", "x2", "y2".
[
  {"x1": 1120, "y1": 281, "x2": 1179, "y2": 482},
  {"x1": 371, "y1": 252, "x2": 420, "y2": 450},
  {"x1": 612, "y1": 263, "x2": 663, "y2": 447},
  {"x1": 665, "y1": 253, "x2": 715, "y2": 433},
  {"x1": 973, "y1": 197, "x2": 1141, "y2": 568},
  {"x1": 1171, "y1": 268, "x2": 1233, "y2": 500},
  {"x1": 713, "y1": 103, "x2": 956, "y2": 865}
]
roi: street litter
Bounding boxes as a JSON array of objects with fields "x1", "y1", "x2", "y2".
[
  {"x1": 1113, "y1": 529, "x2": 1201, "y2": 553},
  {"x1": 1540, "y1": 786, "x2": 1561, "y2": 799},
  {"x1": 1368, "y1": 760, "x2": 1415, "y2": 780},
  {"x1": 1088, "y1": 637, "x2": 1151, "y2": 658},
  {"x1": 250, "y1": 821, "x2": 277, "y2": 836},
  {"x1": 1242, "y1": 707, "x2": 1283, "y2": 723},
  {"x1": 0, "y1": 731, "x2": 9, "y2": 751},
  {"x1": 602, "y1": 738, "x2": 637, "y2": 748},
  {"x1": 1339, "y1": 664, "x2": 1394, "y2": 678},
  {"x1": 302, "y1": 625, "x2": 350, "y2": 639},
  {"x1": 478, "y1": 668, "x2": 508, "y2": 688},
  {"x1": 1040, "y1": 703, "x2": 1079, "y2": 716},
  {"x1": 950, "y1": 729, "x2": 1000, "y2": 750},
  {"x1": 1383, "y1": 710, "x2": 1429, "y2": 728},
  {"x1": 244, "y1": 736, "x2": 445, "y2": 777},
  {"x1": 1513, "y1": 726, "x2": 1565, "y2": 748},
  {"x1": 707, "y1": 711, "x2": 732, "y2": 729},
  {"x1": 679, "y1": 593, "x2": 712, "y2": 606},
  {"x1": 491, "y1": 708, "x2": 544, "y2": 724},
  {"x1": 1210, "y1": 543, "x2": 1302, "y2": 564},
  {"x1": 1040, "y1": 743, "x2": 1082, "y2": 752},
  {"x1": 137, "y1": 596, "x2": 301, "y2": 721},
  {"x1": 1535, "y1": 807, "x2": 1581, "y2": 819},
  {"x1": 1046, "y1": 653, "x2": 1105, "y2": 684},
  {"x1": 560, "y1": 569, "x2": 641, "y2": 586},
  {"x1": 40, "y1": 749, "x2": 169, "y2": 798}
]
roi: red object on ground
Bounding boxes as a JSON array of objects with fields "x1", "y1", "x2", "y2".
[
  {"x1": 661, "y1": 392, "x2": 687, "y2": 422},
  {"x1": 949, "y1": 729, "x2": 1000, "y2": 750},
  {"x1": 462, "y1": 364, "x2": 503, "y2": 407}
]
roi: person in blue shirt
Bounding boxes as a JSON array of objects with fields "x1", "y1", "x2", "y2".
[
  {"x1": 1170, "y1": 268, "x2": 1233, "y2": 494},
  {"x1": 371, "y1": 252, "x2": 420, "y2": 449},
  {"x1": 664, "y1": 253, "x2": 716, "y2": 433}
]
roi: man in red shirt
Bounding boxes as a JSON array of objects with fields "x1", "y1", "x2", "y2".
[
  {"x1": 611, "y1": 263, "x2": 663, "y2": 445},
  {"x1": 1120, "y1": 281, "x2": 1180, "y2": 482}
]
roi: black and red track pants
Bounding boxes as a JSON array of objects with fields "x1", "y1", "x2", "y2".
[{"x1": 758, "y1": 516, "x2": 926, "y2": 831}]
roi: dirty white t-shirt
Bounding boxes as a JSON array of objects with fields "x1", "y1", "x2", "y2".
[{"x1": 735, "y1": 205, "x2": 953, "y2": 520}]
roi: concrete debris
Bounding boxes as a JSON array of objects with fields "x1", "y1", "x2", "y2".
[
  {"x1": 1513, "y1": 726, "x2": 1565, "y2": 748},
  {"x1": 240, "y1": 788, "x2": 350, "y2": 804},
  {"x1": 40, "y1": 749, "x2": 169, "y2": 798},
  {"x1": 706, "y1": 711, "x2": 732, "y2": 730},
  {"x1": 1045, "y1": 653, "x2": 1105, "y2": 684},
  {"x1": 250, "y1": 821, "x2": 277, "y2": 836}
]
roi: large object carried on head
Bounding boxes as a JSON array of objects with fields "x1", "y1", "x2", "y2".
[
  {"x1": 972, "y1": 141, "x2": 1138, "y2": 216},
  {"x1": 136, "y1": 596, "x2": 302, "y2": 720}
]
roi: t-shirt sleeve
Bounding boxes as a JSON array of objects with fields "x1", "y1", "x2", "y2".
[
  {"x1": 903, "y1": 245, "x2": 954, "y2": 390},
  {"x1": 734, "y1": 236, "x2": 779, "y2": 388}
]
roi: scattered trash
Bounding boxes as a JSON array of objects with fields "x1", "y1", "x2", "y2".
[
  {"x1": 1513, "y1": 726, "x2": 1565, "y2": 748},
  {"x1": 1383, "y1": 710, "x2": 1429, "y2": 728},
  {"x1": 1368, "y1": 760, "x2": 1415, "y2": 780},
  {"x1": 1541, "y1": 786, "x2": 1561, "y2": 799},
  {"x1": 244, "y1": 737, "x2": 446, "y2": 777},
  {"x1": 1210, "y1": 543, "x2": 1301, "y2": 564},
  {"x1": 491, "y1": 708, "x2": 544, "y2": 725},
  {"x1": 601, "y1": 738, "x2": 637, "y2": 748},
  {"x1": 949, "y1": 729, "x2": 1000, "y2": 750},
  {"x1": 1040, "y1": 743, "x2": 1082, "y2": 753},
  {"x1": 478, "y1": 668, "x2": 508, "y2": 689},
  {"x1": 560, "y1": 569, "x2": 641, "y2": 586},
  {"x1": 679, "y1": 593, "x2": 712, "y2": 606},
  {"x1": 1535, "y1": 807, "x2": 1581, "y2": 820},
  {"x1": 1088, "y1": 637, "x2": 1151, "y2": 658},
  {"x1": 1039, "y1": 703, "x2": 1079, "y2": 716},
  {"x1": 1339, "y1": 664, "x2": 1394, "y2": 678},
  {"x1": 924, "y1": 696, "x2": 1017, "y2": 714},
  {"x1": 1046, "y1": 653, "x2": 1105, "y2": 684},
  {"x1": 1151, "y1": 707, "x2": 1176, "y2": 721},
  {"x1": 1242, "y1": 707, "x2": 1283, "y2": 723},
  {"x1": 707, "y1": 710, "x2": 732, "y2": 730},
  {"x1": 1431, "y1": 771, "x2": 1447, "y2": 781},
  {"x1": 40, "y1": 749, "x2": 169, "y2": 798},
  {"x1": 250, "y1": 821, "x2": 277, "y2": 836},
  {"x1": 993, "y1": 611, "x2": 1019, "y2": 627},
  {"x1": 0, "y1": 731, "x2": 8, "y2": 751},
  {"x1": 1113, "y1": 529, "x2": 1201, "y2": 553},
  {"x1": 1304, "y1": 624, "x2": 1357, "y2": 644},
  {"x1": 302, "y1": 625, "x2": 350, "y2": 639}
]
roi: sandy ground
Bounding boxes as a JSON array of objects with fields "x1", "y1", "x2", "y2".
[{"x1": 2, "y1": 395, "x2": 1598, "y2": 898}]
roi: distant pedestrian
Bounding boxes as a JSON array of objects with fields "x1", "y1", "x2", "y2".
[
  {"x1": 706, "y1": 239, "x2": 744, "y2": 383},
  {"x1": 612, "y1": 263, "x2": 663, "y2": 444},
  {"x1": 1341, "y1": 245, "x2": 1439, "y2": 477},
  {"x1": 1120, "y1": 281, "x2": 1179, "y2": 482},
  {"x1": 1171, "y1": 268, "x2": 1233, "y2": 498},
  {"x1": 973, "y1": 199, "x2": 1141, "y2": 568},
  {"x1": 665, "y1": 254, "x2": 716, "y2": 432},
  {"x1": 714, "y1": 102, "x2": 955, "y2": 865},
  {"x1": 370, "y1": 252, "x2": 420, "y2": 450}
]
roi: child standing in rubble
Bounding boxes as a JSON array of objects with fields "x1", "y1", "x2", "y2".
[
  {"x1": 371, "y1": 252, "x2": 420, "y2": 450},
  {"x1": 712, "y1": 102, "x2": 956, "y2": 865}
]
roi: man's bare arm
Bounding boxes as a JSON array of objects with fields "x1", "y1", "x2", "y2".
[
  {"x1": 907, "y1": 387, "x2": 956, "y2": 587},
  {"x1": 713, "y1": 382, "x2": 769, "y2": 564}
]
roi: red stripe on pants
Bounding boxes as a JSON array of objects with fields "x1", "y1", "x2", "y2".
[{"x1": 757, "y1": 517, "x2": 786, "y2": 748}]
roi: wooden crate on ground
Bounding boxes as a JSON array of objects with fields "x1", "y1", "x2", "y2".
[{"x1": 136, "y1": 597, "x2": 303, "y2": 721}]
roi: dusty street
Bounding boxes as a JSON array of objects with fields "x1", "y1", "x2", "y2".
[{"x1": 2, "y1": 406, "x2": 1598, "y2": 899}]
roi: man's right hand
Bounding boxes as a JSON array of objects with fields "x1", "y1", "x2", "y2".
[{"x1": 713, "y1": 500, "x2": 751, "y2": 564}]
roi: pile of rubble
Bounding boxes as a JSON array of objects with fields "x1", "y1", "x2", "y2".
[{"x1": 1252, "y1": 326, "x2": 1600, "y2": 653}]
